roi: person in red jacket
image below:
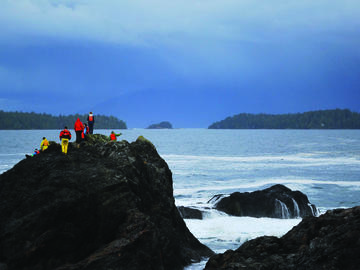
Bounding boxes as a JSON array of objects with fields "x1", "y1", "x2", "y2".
[
  {"x1": 74, "y1": 118, "x2": 84, "y2": 145},
  {"x1": 59, "y1": 126, "x2": 72, "y2": 154},
  {"x1": 110, "y1": 131, "x2": 122, "y2": 141},
  {"x1": 87, "y1": 112, "x2": 95, "y2": 134}
]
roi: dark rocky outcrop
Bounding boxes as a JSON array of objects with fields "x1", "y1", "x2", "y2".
[
  {"x1": 0, "y1": 135, "x2": 213, "y2": 270},
  {"x1": 147, "y1": 121, "x2": 173, "y2": 129},
  {"x1": 177, "y1": 206, "x2": 203, "y2": 220},
  {"x1": 205, "y1": 206, "x2": 360, "y2": 270},
  {"x1": 214, "y1": 184, "x2": 317, "y2": 218}
]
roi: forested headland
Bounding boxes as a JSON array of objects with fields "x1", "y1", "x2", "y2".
[
  {"x1": 0, "y1": 111, "x2": 127, "y2": 130},
  {"x1": 147, "y1": 121, "x2": 173, "y2": 129},
  {"x1": 208, "y1": 109, "x2": 360, "y2": 129}
]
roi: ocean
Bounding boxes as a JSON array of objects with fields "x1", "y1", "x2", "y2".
[{"x1": 1, "y1": 129, "x2": 360, "y2": 269}]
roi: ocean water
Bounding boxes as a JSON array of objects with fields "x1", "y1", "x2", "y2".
[{"x1": 1, "y1": 129, "x2": 360, "y2": 269}]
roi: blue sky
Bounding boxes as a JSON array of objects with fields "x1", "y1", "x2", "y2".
[{"x1": 0, "y1": 0, "x2": 359, "y2": 128}]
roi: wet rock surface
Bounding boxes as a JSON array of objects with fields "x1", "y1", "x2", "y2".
[
  {"x1": 177, "y1": 206, "x2": 203, "y2": 220},
  {"x1": 205, "y1": 206, "x2": 360, "y2": 270},
  {"x1": 214, "y1": 184, "x2": 317, "y2": 218},
  {"x1": 0, "y1": 135, "x2": 213, "y2": 270}
]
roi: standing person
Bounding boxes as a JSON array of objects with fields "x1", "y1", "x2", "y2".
[
  {"x1": 59, "y1": 126, "x2": 71, "y2": 154},
  {"x1": 74, "y1": 118, "x2": 84, "y2": 145},
  {"x1": 40, "y1": 137, "x2": 49, "y2": 152},
  {"x1": 87, "y1": 112, "x2": 95, "y2": 134}
]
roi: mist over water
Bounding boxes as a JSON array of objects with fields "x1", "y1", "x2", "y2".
[{"x1": 1, "y1": 129, "x2": 360, "y2": 269}]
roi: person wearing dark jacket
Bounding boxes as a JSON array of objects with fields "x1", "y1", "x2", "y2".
[
  {"x1": 74, "y1": 118, "x2": 84, "y2": 145},
  {"x1": 87, "y1": 112, "x2": 95, "y2": 134},
  {"x1": 59, "y1": 126, "x2": 72, "y2": 154}
]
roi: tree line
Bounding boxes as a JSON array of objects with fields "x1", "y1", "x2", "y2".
[
  {"x1": 0, "y1": 111, "x2": 127, "y2": 130},
  {"x1": 208, "y1": 109, "x2": 360, "y2": 129}
]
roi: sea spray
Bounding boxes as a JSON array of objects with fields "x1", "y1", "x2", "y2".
[
  {"x1": 275, "y1": 199, "x2": 290, "y2": 218},
  {"x1": 184, "y1": 215, "x2": 301, "y2": 254},
  {"x1": 292, "y1": 198, "x2": 301, "y2": 217},
  {"x1": 308, "y1": 203, "x2": 319, "y2": 216}
]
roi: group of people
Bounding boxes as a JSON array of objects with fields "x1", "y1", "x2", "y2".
[
  {"x1": 31, "y1": 111, "x2": 122, "y2": 156},
  {"x1": 59, "y1": 112, "x2": 95, "y2": 154},
  {"x1": 27, "y1": 136, "x2": 49, "y2": 157},
  {"x1": 58, "y1": 112, "x2": 122, "y2": 155}
]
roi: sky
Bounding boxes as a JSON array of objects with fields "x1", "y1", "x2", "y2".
[{"x1": 0, "y1": 0, "x2": 360, "y2": 128}]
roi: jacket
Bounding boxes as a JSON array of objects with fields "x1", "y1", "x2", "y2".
[
  {"x1": 110, "y1": 133, "x2": 121, "y2": 141},
  {"x1": 87, "y1": 114, "x2": 94, "y2": 123},
  {"x1": 60, "y1": 129, "x2": 72, "y2": 140},
  {"x1": 40, "y1": 139, "x2": 49, "y2": 150},
  {"x1": 74, "y1": 118, "x2": 84, "y2": 131}
]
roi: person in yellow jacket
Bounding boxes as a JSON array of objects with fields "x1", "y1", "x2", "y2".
[{"x1": 40, "y1": 137, "x2": 49, "y2": 152}]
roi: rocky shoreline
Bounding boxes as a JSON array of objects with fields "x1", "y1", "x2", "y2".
[
  {"x1": 0, "y1": 135, "x2": 213, "y2": 270},
  {"x1": 204, "y1": 206, "x2": 360, "y2": 270},
  {"x1": 0, "y1": 135, "x2": 359, "y2": 270}
]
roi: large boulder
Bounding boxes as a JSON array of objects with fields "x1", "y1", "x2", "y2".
[
  {"x1": 0, "y1": 135, "x2": 213, "y2": 270},
  {"x1": 214, "y1": 184, "x2": 317, "y2": 218},
  {"x1": 204, "y1": 206, "x2": 360, "y2": 270}
]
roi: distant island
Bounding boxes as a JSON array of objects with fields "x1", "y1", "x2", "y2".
[
  {"x1": 147, "y1": 121, "x2": 173, "y2": 129},
  {"x1": 209, "y1": 109, "x2": 360, "y2": 129},
  {"x1": 0, "y1": 110, "x2": 127, "y2": 129}
]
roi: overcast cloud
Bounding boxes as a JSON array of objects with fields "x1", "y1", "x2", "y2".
[
  {"x1": 0, "y1": 0, "x2": 359, "y2": 127},
  {"x1": 1, "y1": 0, "x2": 360, "y2": 45}
]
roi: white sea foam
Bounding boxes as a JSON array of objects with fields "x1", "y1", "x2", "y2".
[
  {"x1": 163, "y1": 153, "x2": 360, "y2": 167},
  {"x1": 275, "y1": 199, "x2": 290, "y2": 218},
  {"x1": 174, "y1": 178, "x2": 360, "y2": 198},
  {"x1": 184, "y1": 259, "x2": 208, "y2": 270},
  {"x1": 184, "y1": 214, "x2": 301, "y2": 254},
  {"x1": 292, "y1": 198, "x2": 300, "y2": 217}
]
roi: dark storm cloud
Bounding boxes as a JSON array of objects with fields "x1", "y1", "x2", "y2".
[{"x1": 0, "y1": 0, "x2": 359, "y2": 127}]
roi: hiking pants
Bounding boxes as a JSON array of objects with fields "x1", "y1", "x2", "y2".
[
  {"x1": 88, "y1": 122, "x2": 94, "y2": 134},
  {"x1": 75, "y1": 131, "x2": 83, "y2": 143},
  {"x1": 61, "y1": 138, "x2": 69, "y2": 154}
]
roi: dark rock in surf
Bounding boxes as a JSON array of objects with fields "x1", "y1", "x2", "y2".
[
  {"x1": 0, "y1": 135, "x2": 213, "y2": 270},
  {"x1": 204, "y1": 206, "x2": 360, "y2": 270},
  {"x1": 178, "y1": 206, "x2": 203, "y2": 220},
  {"x1": 214, "y1": 184, "x2": 317, "y2": 218}
]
